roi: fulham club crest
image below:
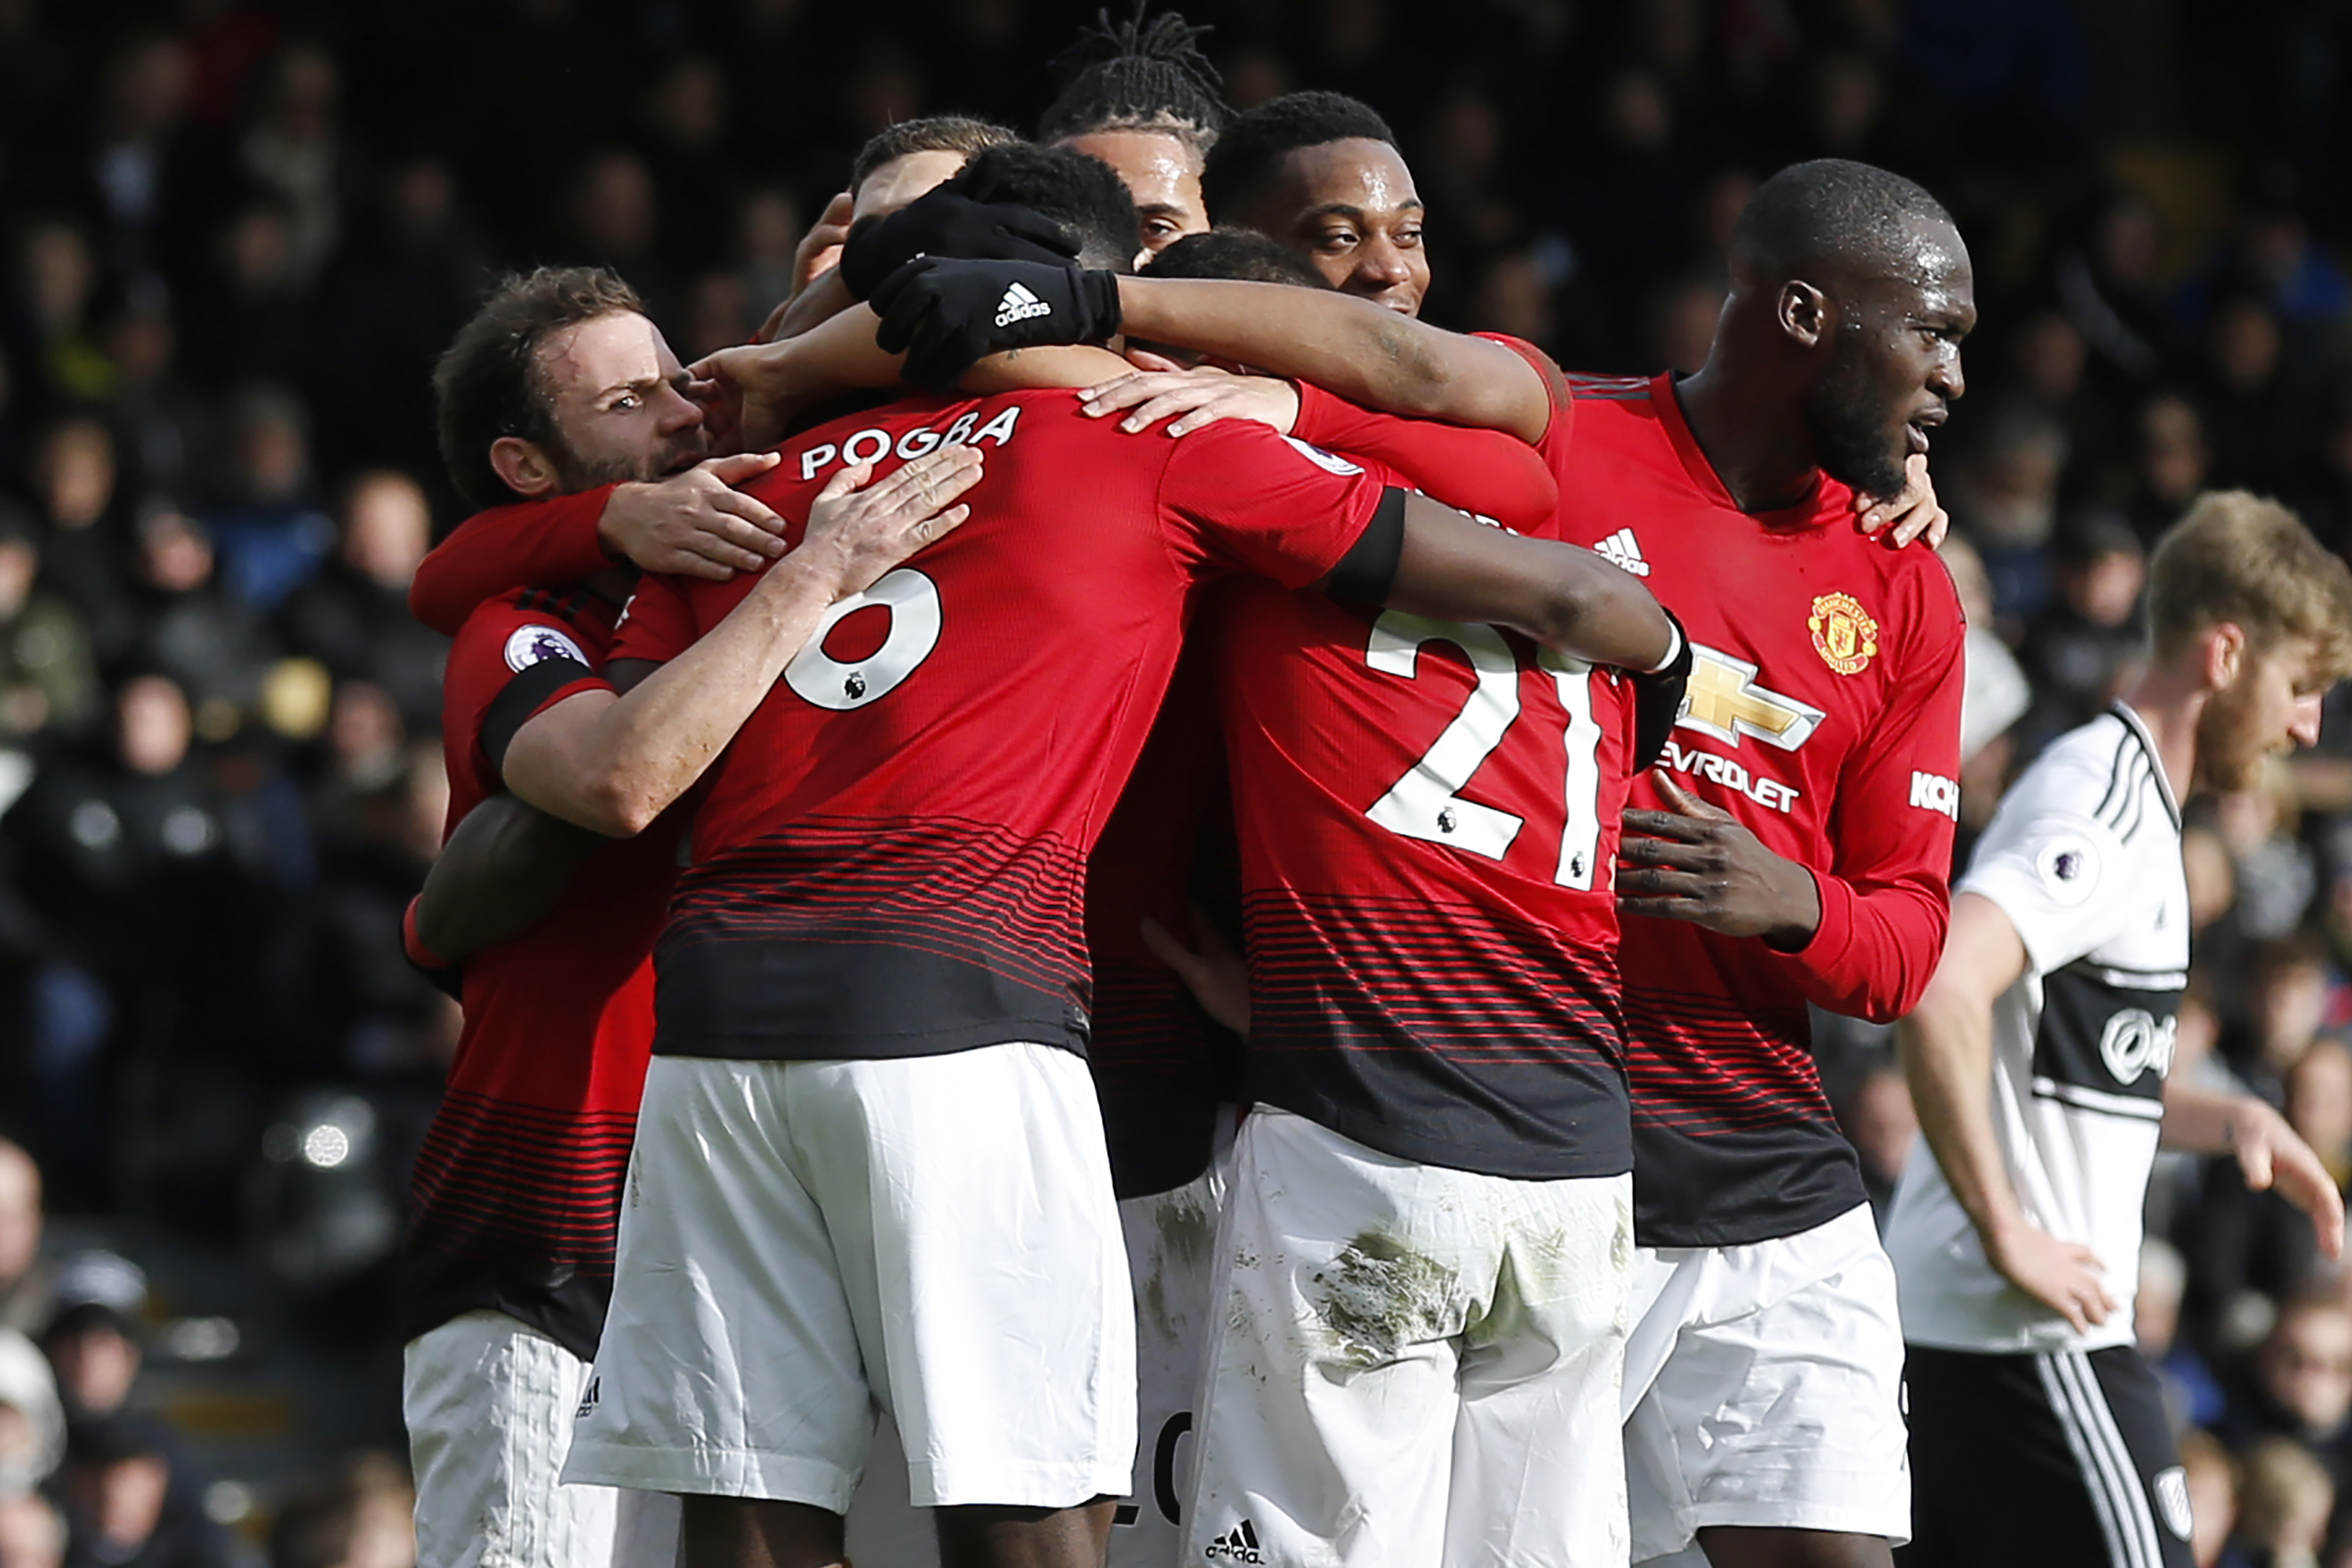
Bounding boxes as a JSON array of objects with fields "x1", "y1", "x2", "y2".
[{"x1": 1808, "y1": 592, "x2": 1879, "y2": 676}]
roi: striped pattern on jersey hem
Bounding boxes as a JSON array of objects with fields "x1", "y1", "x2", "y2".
[{"x1": 2034, "y1": 1349, "x2": 2165, "y2": 1568}]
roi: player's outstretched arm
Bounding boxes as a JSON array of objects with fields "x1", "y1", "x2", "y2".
[
  {"x1": 1899, "y1": 893, "x2": 2118, "y2": 1334},
  {"x1": 869, "y1": 260, "x2": 1553, "y2": 445},
  {"x1": 1383, "y1": 492, "x2": 1675, "y2": 671},
  {"x1": 2164, "y1": 1080, "x2": 2347, "y2": 1259},
  {"x1": 409, "y1": 456, "x2": 794, "y2": 636},
  {"x1": 503, "y1": 448, "x2": 982, "y2": 836}
]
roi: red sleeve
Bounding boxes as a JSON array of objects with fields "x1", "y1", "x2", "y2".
[
  {"x1": 410, "y1": 487, "x2": 618, "y2": 635},
  {"x1": 609, "y1": 573, "x2": 701, "y2": 667},
  {"x1": 1156, "y1": 421, "x2": 1391, "y2": 587},
  {"x1": 1769, "y1": 589, "x2": 1967, "y2": 1022},
  {"x1": 443, "y1": 597, "x2": 613, "y2": 800},
  {"x1": 1472, "y1": 332, "x2": 1576, "y2": 463},
  {"x1": 1290, "y1": 384, "x2": 1559, "y2": 535}
]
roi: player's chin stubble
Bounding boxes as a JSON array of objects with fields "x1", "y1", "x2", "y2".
[{"x1": 1804, "y1": 342, "x2": 1908, "y2": 500}]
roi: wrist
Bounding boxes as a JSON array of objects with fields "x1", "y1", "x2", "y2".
[
  {"x1": 1761, "y1": 862, "x2": 1824, "y2": 951},
  {"x1": 596, "y1": 482, "x2": 645, "y2": 560}
]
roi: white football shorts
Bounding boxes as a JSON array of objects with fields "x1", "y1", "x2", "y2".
[
  {"x1": 562, "y1": 1044, "x2": 1137, "y2": 1513},
  {"x1": 1621, "y1": 1202, "x2": 1911, "y2": 1563},
  {"x1": 404, "y1": 1311, "x2": 677, "y2": 1568},
  {"x1": 1185, "y1": 1106, "x2": 1633, "y2": 1568}
]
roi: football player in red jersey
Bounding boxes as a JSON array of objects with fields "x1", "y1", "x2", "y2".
[
  {"x1": 1200, "y1": 91, "x2": 1425, "y2": 316},
  {"x1": 401, "y1": 267, "x2": 978, "y2": 1568},
  {"x1": 873, "y1": 155, "x2": 1969, "y2": 1568},
  {"x1": 1037, "y1": 7, "x2": 1225, "y2": 255},
  {"x1": 486, "y1": 146, "x2": 1677, "y2": 1568}
]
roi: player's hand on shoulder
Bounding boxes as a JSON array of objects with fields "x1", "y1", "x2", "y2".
[
  {"x1": 1984, "y1": 1217, "x2": 2116, "y2": 1334},
  {"x1": 601, "y1": 452, "x2": 792, "y2": 582},
  {"x1": 2230, "y1": 1096, "x2": 2348, "y2": 1260},
  {"x1": 792, "y1": 445, "x2": 985, "y2": 599},
  {"x1": 1853, "y1": 453, "x2": 1948, "y2": 549},
  {"x1": 1617, "y1": 770, "x2": 1822, "y2": 947},
  {"x1": 1078, "y1": 359, "x2": 1301, "y2": 438}
]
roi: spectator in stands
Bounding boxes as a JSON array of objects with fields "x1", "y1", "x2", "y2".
[
  {"x1": 126, "y1": 503, "x2": 281, "y2": 739},
  {"x1": 199, "y1": 387, "x2": 334, "y2": 613},
  {"x1": 2234, "y1": 1436, "x2": 2333, "y2": 1567},
  {"x1": 40, "y1": 1302, "x2": 139, "y2": 1421},
  {"x1": 276, "y1": 473, "x2": 443, "y2": 732},
  {"x1": 54, "y1": 1413, "x2": 229, "y2": 1568},
  {"x1": 2223, "y1": 1296, "x2": 2352, "y2": 1485},
  {"x1": 0, "y1": 1144, "x2": 45, "y2": 1338},
  {"x1": 0, "y1": 1323, "x2": 62, "y2": 1491},
  {"x1": 2018, "y1": 512, "x2": 2147, "y2": 748},
  {"x1": 0, "y1": 1490, "x2": 64, "y2": 1568},
  {"x1": 2178, "y1": 1427, "x2": 2240, "y2": 1568},
  {"x1": 266, "y1": 1454, "x2": 413, "y2": 1568},
  {"x1": 24, "y1": 419, "x2": 134, "y2": 668}
]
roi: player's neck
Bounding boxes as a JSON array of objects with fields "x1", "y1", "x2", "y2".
[
  {"x1": 1673, "y1": 367, "x2": 1820, "y2": 514},
  {"x1": 2118, "y1": 665, "x2": 2203, "y2": 804}
]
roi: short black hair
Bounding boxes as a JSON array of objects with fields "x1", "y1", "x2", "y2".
[
  {"x1": 1145, "y1": 227, "x2": 1329, "y2": 288},
  {"x1": 948, "y1": 143, "x2": 1142, "y2": 274},
  {"x1": 1037, "y1": 5, "x2": 1227, "y2": 154},
  {"x1": 1731, "y1": 158, "x2": 1958, "y2": 280},
  {"x1": 1200, "y1": 91, "x2": 1396, "y2": 222},
  {"x1": 433, "y1": 267, "x2": 643, "y2": 510},
  {"x1": 850, "y1": 115, "x2": 1023, "y2": 191}
]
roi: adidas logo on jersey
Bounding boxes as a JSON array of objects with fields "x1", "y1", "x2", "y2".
[
  {"x1": 1203, "y1": 1519, "x2": 1264, "y2": 1563},
  {"x1": 995, "y1": 281, "x2": 1053, "y2": 328},
  {"x1": 1595, "y1": 528, "x2": 1650, "y2": 575}
]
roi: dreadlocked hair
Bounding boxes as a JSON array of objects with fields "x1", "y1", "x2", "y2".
[{"x1": 1036, "y1": 3, "x2": 1228, "y2": 154}]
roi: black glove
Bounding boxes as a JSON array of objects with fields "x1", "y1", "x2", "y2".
[
  {"x1": 871, "y1": 257, "x2": 1123, "y2": 392},
  {"x1": 837, "y1": 183, "x2": 1081, "y2": 299},
  {"x1": 1629, "y1": 610, "x2": 1693, "y2": 771}
]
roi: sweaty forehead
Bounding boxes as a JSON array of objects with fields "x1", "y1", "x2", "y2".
[
  {"x1": 1268, "y1": 138, "x2": 1420, "y2": 221},
  {"x1": 540, "y1": 312, "x2": 672, "y2": 401}
]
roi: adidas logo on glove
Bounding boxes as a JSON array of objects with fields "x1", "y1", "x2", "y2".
[
  {"x1": 1203, "y1": 1518, "x2": 1265, "y2": 1563},
  {"x1": 995, "y1": 281, "x2": 1053, "y2": 328}
]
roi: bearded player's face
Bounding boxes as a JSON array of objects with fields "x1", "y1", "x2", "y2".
[
  {"x1": 2199, "y1": 635, "x2": 2328, "y2": 793},
  {"x1": 537, "y1": 311, "x2": 712, "y2": 492},
  {"x1": 1803, "y1": 224, "x2": 1973, "y2": 498}
]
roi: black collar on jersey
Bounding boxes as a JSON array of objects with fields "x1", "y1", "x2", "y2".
[{"x1": 2106, "y1": 701, "x2": 2183, "y2": 833}]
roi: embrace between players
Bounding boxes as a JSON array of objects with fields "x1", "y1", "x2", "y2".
[{"x1": 391, "y1": 24, "x2": 2352, "y2": 1568}]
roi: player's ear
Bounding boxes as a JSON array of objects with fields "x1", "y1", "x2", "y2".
[
  {"x1": 489, "y1": 437, "x2": 561, "y2": 499},
  {"x1": 2201, "y1": 622, "x2": 2248, "y2": 692},
  {"x1": 1777, "y1": 280, "x2": 1830, "y2": 350}
]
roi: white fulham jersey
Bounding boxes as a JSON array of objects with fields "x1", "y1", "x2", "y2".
[{"x1": 1886, "y1": 704, "x2": 2187, "y2": 1353}]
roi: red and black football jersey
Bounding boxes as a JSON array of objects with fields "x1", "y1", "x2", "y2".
[
  {"x1": 404, "y1": 586, "x2": 679, "y2": 1358},
  {"x1": 609, "y1": 389, "x2": 1388, "y2": 1063},
  {"x1": 1083, "y1": 397, "x2": 1566, "y2": 1194},
  {"x1": 1221, "y1": 352, "x2": 1643, "y2": 1180},
  {"x1": 1553, "y1": 372, "x2": 1966, "y2": 1247}
]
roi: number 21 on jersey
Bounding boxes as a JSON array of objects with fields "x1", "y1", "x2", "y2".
[{"x1": 1361, "y1": 610, "x2": 1606, "y2": 889}]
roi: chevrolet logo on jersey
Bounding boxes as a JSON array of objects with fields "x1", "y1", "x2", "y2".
[{"x1": 1680, "y1": 646, "x2": 1825, "y2": 750}]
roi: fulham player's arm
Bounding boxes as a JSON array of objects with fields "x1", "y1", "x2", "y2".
[
  {"x1": 500, "y1": 447, "x2": 982, "y2": 837},
  {"x1": 2161, "y1": 1078, "x2": 2345, "y2": 1258},
  {"x1": 1898, "y1": 891, "x2": 2121, "y2": 1335}
]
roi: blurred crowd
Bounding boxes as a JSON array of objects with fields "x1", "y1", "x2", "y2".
[{"x1": 2, "y1": 0, "x2": 2352, "y2": 1563}]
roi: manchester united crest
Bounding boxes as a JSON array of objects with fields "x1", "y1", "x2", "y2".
[{"x1": 1808, "y1": 592, "x2": 1878, "y2": 675}]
